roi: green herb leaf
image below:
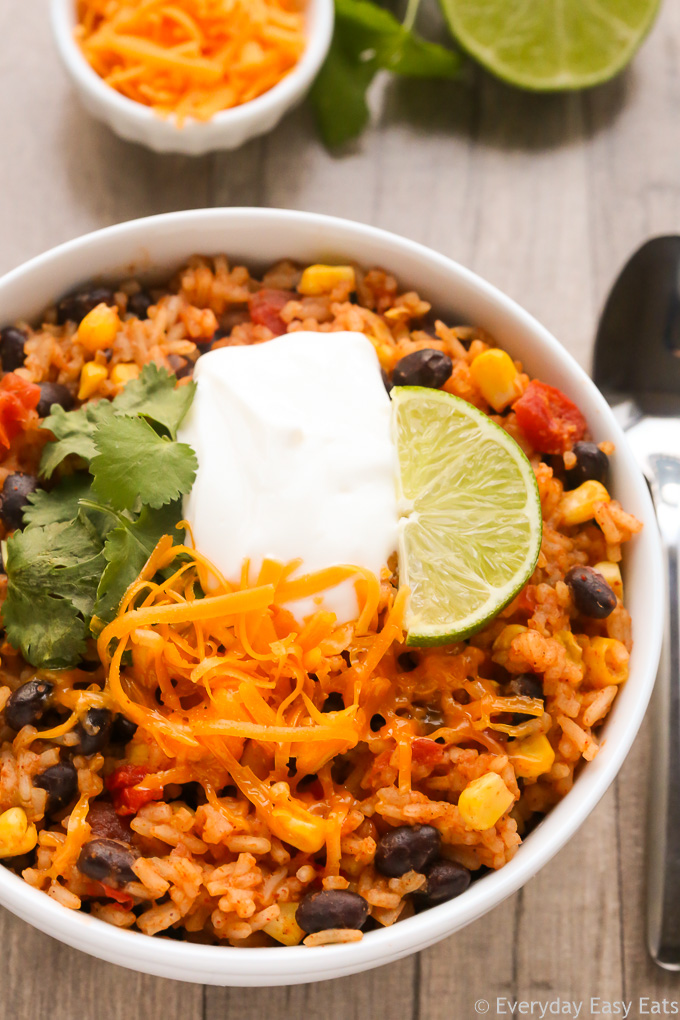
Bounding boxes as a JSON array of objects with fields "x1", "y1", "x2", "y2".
[
  {"x1": 310, "y1": 36, "x2": 377, "y2": 148},
  {"x1": 310, "y1": 0, "x2": 461, "y2": 147},
  {"x1": 92, "y1": 501, "x2": 183, "y2": 625},
  {"x1": 112, "y1": 363, "x2": 196, "y2": 440},
  {"x1": 91, "y1": 415, "x2": 198, "y2": 511},
  {"x1": 39, "y1": 402, "x2": 116, "y2": 479},
  {"x1": 3, "y1": 513, "x2": 106, "y2": 667}
]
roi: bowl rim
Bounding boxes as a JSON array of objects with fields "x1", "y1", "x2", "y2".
[
  {"x1": 0, "y1": 208, "x2": 664, "y2": 985},
  {"x1": 49, "y1": 0, "x2": 334, "y2": 134}
]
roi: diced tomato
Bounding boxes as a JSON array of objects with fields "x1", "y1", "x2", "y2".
[
  {"x1": 86, "y1": 799, "x2": 132, "y2": 840},
  {"x1": 411, "y1": 737, "x2": 445, "y2": 766},
  {"x1": 88, "y1": 881, "x2": 134, "y2": 909},
  {"x1": 0, "y1": 373, "x2": 40, "y2": 451},
  {"x1": 513, "y1": 380, "x2": 587, "y2": 455},
  {"x1": 106, "y1": 765, "x2": 163, "y2": 816},
  {"x1": 249, "y1": 289, "x2": 294, "y2": 336}
]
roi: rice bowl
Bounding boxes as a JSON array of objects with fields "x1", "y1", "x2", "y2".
[{"x1": 0, "y1": 209, "x2": 663, "y2": 985}]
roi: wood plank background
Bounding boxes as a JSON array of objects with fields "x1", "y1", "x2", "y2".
[{"x1": 1, "y1": 1, "x2": 680, "y2": 1015}]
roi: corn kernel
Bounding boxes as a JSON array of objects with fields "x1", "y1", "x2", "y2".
[
  {"x1": 470, "y1": 349, "x2": 521, "y2": 411},
  {"x1": 298, "y1": 265, "x2": 356, "y2": 296},
  {"x1": 493, "y1": 625, "x2": 527, "y2": 653},
  {"x1": 583, "y1": 636, "x2": 629, "y2": 688},
  {"x1": 270, "y1": 806, "x2": 327, "y2": 854},
  {"x1": 458, "y1": 772, "x2": 514, "y2": 831},
  {"x1": 78, "y1": 361, "x2": 108, "y2": 401},
  {"x1": 77, "y1": 303, "x2": 120, "y2": 353},
  {"x1": 594, "y1": 561, "x2": 623, "y2": 602},
  {"x1": 555, "y1": 630, "x2": 583, "y2": 665},
  {"x1": 0, "y1": 807, "x2": 38, "y2": 859},
  {"x1": 558, "y1": 480, "x2": 610, "y2": 526},
  {"x1": 263, "y1": 902, "x2": 305, "y2": 946},
  {"x1": 510, "y1": 733, "x2": 555, "y2": 779},
  {"x1": 110, "y1": 362, "x2": 140, "y2": 386}
]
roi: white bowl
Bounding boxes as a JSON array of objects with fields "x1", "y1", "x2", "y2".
[
  {"x1": 0, "y1": 209, "x2": 663, "y2": 985},
  {"x1": 50, "y1": 0, "x2": 333, "y2": 154}
]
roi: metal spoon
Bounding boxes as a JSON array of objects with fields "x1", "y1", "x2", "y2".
[{"x1": 593, "y1": 236, "x2": 680, "y2": 971}]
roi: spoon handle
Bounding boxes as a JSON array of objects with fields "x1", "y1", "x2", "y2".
[{"x1": 646, "y1": 453, "x2": 680, "y2": 969}]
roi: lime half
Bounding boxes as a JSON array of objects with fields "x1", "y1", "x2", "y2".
[
  {"x1": 439, "y1": 0, "x2": 661, "y2": 91},
  {"x1": 392, "y1": 387, "x2": 542, "y2": 646}
]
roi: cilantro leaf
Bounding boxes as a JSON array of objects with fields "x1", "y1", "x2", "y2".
[
  {"x1": 310, "y1": 0, "x2": 461, "y2": 147},
  {"x1": 92, "y1": 501, "x2": 183, "y2": 624},
  {"x1": 24, "y1": 475, "x2": 94, "y2": 528},
  {"x1": 40, "y1": 401, "x2": 116, "y2": 479},
  {"x1": 91, "y1": 415, "x2": 197, "y2": 511},
  {"x1": 3, "y1": 513, "x2": 106, "y2": 667},
  {"x1": 112, "y1": 363, "x2": 196, "y2": 440},
  {"x1": 310, "y1": 36, "x2": 377, "y2": 148}
]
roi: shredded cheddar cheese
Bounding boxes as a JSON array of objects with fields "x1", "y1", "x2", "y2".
[{"x1": 76, "y1": 0, "x2": 307, "y2": 124}]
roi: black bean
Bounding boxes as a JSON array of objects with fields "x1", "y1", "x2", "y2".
[
  {"x1": 419, "y1": 859, "x2": 471, "y2": 906},
  {"x1": 5, "y1": 680, "x2": 54, "y2": 731},
  {"x1": 178, "y1": 781, "x2": 207, "y2": 810},
  {"x1": 565, "y1": 565, "x2": 617, "y2": 619},
  {"x1": 0, "y1": 327, "x2": 27, "y2": 371},
  {"x1": 1, "y1": 473, "x2": 38, "y2": 531},
  {"x1": 34, "y1": 761, "x2": 78, "y2": 815},
  {"x1": 56, "y1": 287, "x2": 115, "y2": 326},
  {"x1": 507, "y1": 674, "x2": 544, "y2": 701},
  {"x1": 74, "y1": 708, "x2": 113, "y2": 755},
  {"x1": 296, "y1": 890, "x2": 369, "y2": 933},
  {"x1": 127, "y1": 291, "x2": 153, "y2": 319},
  {"x1": 397, "y1": 651, "x2": 419, "y2": 672},
  {"x1": 381, "y1": 368, "x2": 393, "y2": 395},
  {"x1": 375, "y1": 824, "x2": 441, "y2": 877},
  {"x1": 421, "y1": 706, "x2": 445, "y2": 732},
  {"x1": 77, "y1": 838, "x2": 138, "y2": 886},
  {"x1": 110, "y1": 714, "x2": 137, "y2": 745},
  {"x1": 321, "y1": 692, "x2": 345, "y2": 713},
  {"x1": 392, "y1": 349, "x2": 453, "y2": 389},
  {"x1": 166, "y1": 354, "x2": 193, "y2": 380},
  {"x1": 565, "y1": 442, "x2": 609, "y2": 489},
  {"x1": 370, "y1": 713, "x2": 386, "y2": 732},
  {"x1": 36, "y1": 381, "x2": 74, "y2": 418}
]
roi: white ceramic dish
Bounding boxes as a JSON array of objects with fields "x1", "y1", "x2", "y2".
[
  {"x1": 50, "y1": 0, "x2": 333, "y2": 154},
  {"x1": 0, "y1": 209, "x2": 664, "y2": 985}
]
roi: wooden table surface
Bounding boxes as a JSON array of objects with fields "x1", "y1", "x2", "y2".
[{"x1": 2, "y1": 2, "x2": 680, "y2": 1016}]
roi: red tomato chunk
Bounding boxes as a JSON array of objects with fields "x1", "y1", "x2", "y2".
[
  {"x1": 106, "y1": 765, "x2": 163, "y2": 815},
  {"x1": 513, "y1": 380, "x2": 587, "y2": 455},
  {"x1": 411, "y1": 737, "x2": 445, "y2": 766},
  {"x1": 0, "y1": 373, "x2": 40, "y2": 451},
  {"x1": 249, "y1": 289, "x2": 294, "y2": 336}
]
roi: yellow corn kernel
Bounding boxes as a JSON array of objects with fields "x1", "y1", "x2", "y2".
[
  {"x1": 110, "y1": 362, "x2": 140, "y2": 386},
  {"x1": 594, "y1": 561, "x2": 623, "y2": 602},
  {"x1": 77, "y1": 362, "x2": 108, "y2": 401},
  {"x1": 470, "y1": 349, "x2": 521, "y2": 412},
  {"x1": 582, "y1": 636, "x2": 629, "y2": 688},
  {"x1": 555, "y1": 630, "x2": 583, "y2": 666},
  {"x1": 269, "y1": 806, "x2": 328, "y2": 854},
  {"x1": 458, "y1": 772, "x2": 515, "y2": 831},
  {"x1": 77, "y1": 303, "x2": 120, "y2": 353},
  {"x1": 510, "y1": 733, "x2": 555, "y2": 779},
  {"x1": 0, "y1": 807, "x2": 38, "y2": 859},
  {"x1": 298, "y1": 264, "x2": 356, "y2": 296},
  {"x1": 558, "y1": 480, "x2": 610, "y2": 526},
  {"x1": 492, "y1": 624, "x2": 527, "y2": 653},
  {"x1": 263, "y1": 902, "x2": 305, "y2": 947},
  {"x1": 127, "y1": 741, "x2": 150, "y2": 766}
]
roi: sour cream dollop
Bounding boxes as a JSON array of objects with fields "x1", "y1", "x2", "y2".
[{"x1": 177, "y1": 331, "x2": 399, "y2": 622}]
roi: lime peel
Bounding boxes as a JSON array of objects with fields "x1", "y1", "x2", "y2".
[{"x1": 391, "y1": 386, "x2": 542, "y2": 646}]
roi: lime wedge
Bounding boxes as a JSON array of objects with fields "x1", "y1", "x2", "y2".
[
  {"x1": 392, "y1": 386, "x2": 542, "y2": 646},
  {"x1": 438, "y1": 0, "x2": 660, "y2": 91}
]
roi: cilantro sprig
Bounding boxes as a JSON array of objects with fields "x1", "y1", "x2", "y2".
[
  {"x1": 310, "y1": 0, "x2": 461, "y2": 148},
  {"x1": 3, "y1": 365, "x2": 197, "y2": 669}
]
